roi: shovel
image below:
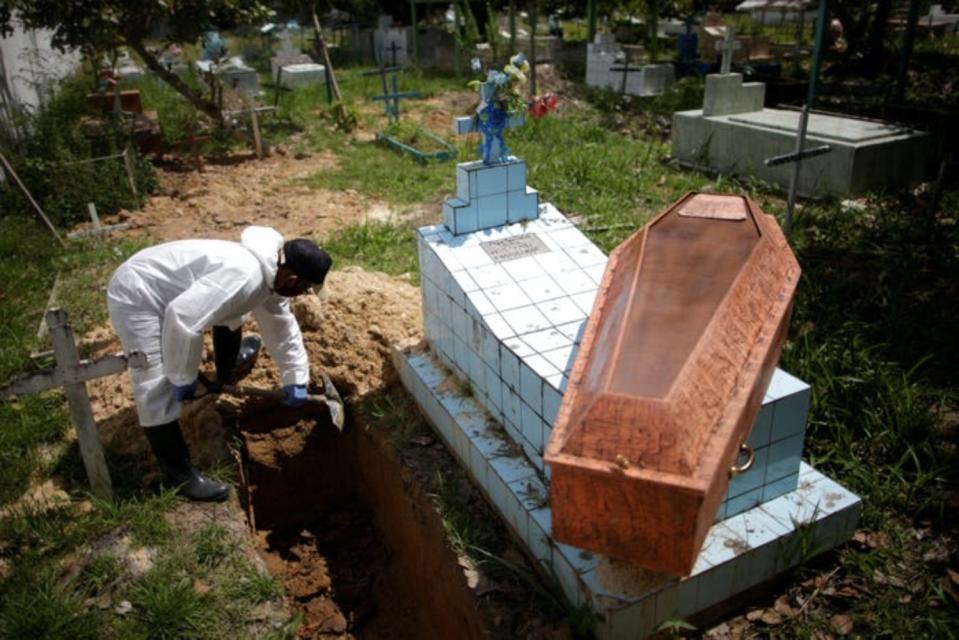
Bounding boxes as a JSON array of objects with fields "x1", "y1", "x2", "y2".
[{"x1": 199, "y1": 372, "x2": 345, "y2": 431}]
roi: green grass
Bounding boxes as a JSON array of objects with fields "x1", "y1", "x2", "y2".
[
  {"x1": 125, "y1": 556, "x2": 217, "y2": 640},
  {"x1": 320, "y1": 220, "x2": 421, "y2": 281}
]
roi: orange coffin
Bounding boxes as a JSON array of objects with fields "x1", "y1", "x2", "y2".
[{"x1": 544, "y1": 192, "x2": 801, "y2": 576}]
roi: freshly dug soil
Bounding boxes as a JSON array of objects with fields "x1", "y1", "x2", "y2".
[{"x1": 83, "y1": 266, "x2": 422, "y2": 470}]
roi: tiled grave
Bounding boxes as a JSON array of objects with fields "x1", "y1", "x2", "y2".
[
  {"x1": 672, "y1": 73, "x2": 932, "y2": 197},
  {"x1": 394, "y1": 348, "x2": 860, "y2": 639},
  {"x1": 395, "y1": 141, "x2": 859, "y2": 637},
  {"x1": 275, "y1": 62, "x2": 326, "y2": 88}
]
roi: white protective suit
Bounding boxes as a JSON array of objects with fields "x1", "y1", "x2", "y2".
[{"x1": 107, "y1": 226, "x2": 309, "y2": 427}]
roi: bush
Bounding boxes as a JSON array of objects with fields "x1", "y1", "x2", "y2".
[{"x1": 0, "y1": 72, "x2": 155, "y2": 228}]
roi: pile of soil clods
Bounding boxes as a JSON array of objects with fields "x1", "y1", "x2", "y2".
[
  {"x1": 260, "y1": 503, "x2": 430, "y2": 639},
  {"x1": 289, "y1": 266, "x2": 423, "y2": 399}
]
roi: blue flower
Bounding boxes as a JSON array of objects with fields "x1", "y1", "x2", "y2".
[
  {"x1": 470, "y1": 57, "x2": 482, "y2": 73},
  {"x1": 486, "y1": 70, "x2": 508, "y2": 86},
  {"x1": 510, "y1": 52, "x2": 527, "y2": 67}
]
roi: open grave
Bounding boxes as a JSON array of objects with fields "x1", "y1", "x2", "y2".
[{"x1": 238, "y1": 400, "x2": 487, "y2": 639}]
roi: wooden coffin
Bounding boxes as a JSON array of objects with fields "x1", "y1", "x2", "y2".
[{"x1": 544, "y1": 192, "x2": 800, "y2": 576}]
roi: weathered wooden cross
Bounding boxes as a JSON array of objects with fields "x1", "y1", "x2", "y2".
[
  {"x1": 363, "y1": 65, "x2": 419, "y2": 123},
  {"x1": 763, "y1": 105, "x2": 832, "y2": 235},
  {"x1": 381, "y1": 40, "x2": 404, "y2": 68},
  {"x1": 0, "y1": 309, "x2": 147, "y2": 500},
  {"x1": 715, "y1": 27, "x2": 742, "y2": 75}
]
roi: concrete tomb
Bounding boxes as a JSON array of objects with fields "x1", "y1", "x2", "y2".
[
  {"x1": 195, "y1": 56, "x2": 259, "y2": 97},
  {"x1": 270, "y1": 31, "x2": 324, "y2": 87},
  {"x1": 394, "y1": 131, "x2": 860, "y2": 634},
  {"x1": 672, "y1": 73, "x2": 932, "y2": 197},
  {"x1": 586, "y1": 34, "x2": 674, "y2": 97},
  {"x1": 374, "y1": 16, "x2": 409, "y2": 66}
]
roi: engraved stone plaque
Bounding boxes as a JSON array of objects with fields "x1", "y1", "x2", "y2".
[{"x1": 481, "y1": 234, "x2": 549, "y2": 263}]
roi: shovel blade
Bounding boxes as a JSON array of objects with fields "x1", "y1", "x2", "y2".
[{"x1": 321, "y1": 373, "x2": 346, "y2": 431}]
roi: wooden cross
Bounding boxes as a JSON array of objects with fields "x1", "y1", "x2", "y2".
[
  {"x1": 763, "y1": 105, "x2": 832, "y2": 235},
  {"x1": 363, "y1": 65, "x2": 419, "y2": 123},
  {"x1": 0, "y1": 309, "x2": 148, "y2": 500},
  {"x1": 715, "y1": 27, "x2": 742, "y2": 75}
]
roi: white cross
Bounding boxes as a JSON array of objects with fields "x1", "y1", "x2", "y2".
[
  {"x1": 0, "y1": 309, "x2": 147, "y2": 500},
  {"x1": 715, "y1": 27, "x2": 742, "y2": 75}
]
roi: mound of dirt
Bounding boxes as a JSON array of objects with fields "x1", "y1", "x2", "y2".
[
  {"x1": 94, "y1": 151, "x2": 385, "y2": 243},
  {"x1": 82, "y1": 266, "x2": 422, "y2": 469}
]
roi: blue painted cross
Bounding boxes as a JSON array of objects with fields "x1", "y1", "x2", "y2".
[
  {"x1": 452, "y1": 76, "x2": 526, "y2": 165},
  {"x1": 363, "y1": 65, "x2": 419, "y2": 122}
]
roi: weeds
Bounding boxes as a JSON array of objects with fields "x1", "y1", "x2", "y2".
[
  {"x1": 320, "y1": 220, "x2": 420, "y2": 281},
  {"x1": 126, "y1": 558, "x2": 216, "y2": 640},
  {"x1": 193, "y1": 524, "x2": 232, "y2": 569}
]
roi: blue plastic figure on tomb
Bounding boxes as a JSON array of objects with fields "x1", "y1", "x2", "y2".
[
  {"x1": 201, "y1": 31, "x2": 227, "y2": 61},
  {"x1": 677, "y1": 16, "x2": 698, "y2": 63},
  {"x1": 470, "y1": 53, "x2": 529, "y2": 165}
]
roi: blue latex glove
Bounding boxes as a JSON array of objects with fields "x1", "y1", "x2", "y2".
[
  {"x1": 174, "y1": 380, "x2": 198, "y2": 402},
  {"x1": 282, "y1": 384, "x2": 308, "y2": 407}
]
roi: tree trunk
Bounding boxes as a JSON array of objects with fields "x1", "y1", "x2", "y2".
[
  {"x1": 125, "y1": 38, "x2": 223, "y2": 124},
  {"x1": 866, "y1": 0, "x2": 893, "y2": 63}
]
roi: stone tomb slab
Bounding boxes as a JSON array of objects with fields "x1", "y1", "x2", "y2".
[
  {"x1": 672, "y1": 106, "x2": 932, "y2": 198},
  {"x1": 728, "y1": 109, "x2": 914, "y2": 144}
]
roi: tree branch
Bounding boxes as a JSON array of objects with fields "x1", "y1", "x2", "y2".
[{"x1": 125, "y1": 38, "x2": 223, "y2": 123}]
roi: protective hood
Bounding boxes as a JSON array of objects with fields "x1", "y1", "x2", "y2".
[{"x1": 240, "y1": 226, "x2": 284, "y2": 290}]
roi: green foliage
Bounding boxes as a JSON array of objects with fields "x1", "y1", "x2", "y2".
[
  {"x1": 0, "y1": 394, "x2": 70, "y2": 505},
  {"x1": 0, "y1": 563, "x2": 105, "y2": 640},
  {"x1": 193, "y1": 524, "x2": 233, "y2": 569},
  {"x1": 78, "y1": 553, "x2": 122, "y2": 594},
  {"x1": 219, "y1": 560, "x2": 283, "y2": 604},
  {"x1": 321, "y1": 221, "x2": 420, "y2": 282},
  {"x1": 126, "y1": 558, "x2": 217, "y2": 640},
  {"x1": 133, "y1": 75, "x2": 203, "y2": 146},
  {"x1": 0, "y1": 74, "x2": 155, "y2": 228}
]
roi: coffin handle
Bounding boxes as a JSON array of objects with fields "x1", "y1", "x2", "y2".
[{"x1": 729, "y1": 443, "x2": 755, "y2": 477}]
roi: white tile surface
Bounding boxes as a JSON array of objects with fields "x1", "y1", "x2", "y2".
[
  {"x1": 468, "y1": 264, "x2": 513, "y2": 289},
  {"x1": 517, "y1": 274, "x2": 565, "y2": 304},
  {"x1": 557, "y1": 270, "x2": 597, "y2": 296},
  {"x1": 501, "y1": 305, "x2": 553, "y2": 335},
  {"x1": 486, "y1": 283, "x2": 534, "y2": 312},
  {"x1": 521, "y1": 328, "x2": 573, "y2": 354},
  {"x1": 501, "y1": 256, "x2": 549, "y2": 282},
  {"x1": 537, "y1": 297, "x2": 589, "y2": 325}
]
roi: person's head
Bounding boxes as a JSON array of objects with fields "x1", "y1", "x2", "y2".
[{"x1": 274, "y1": 238, "x2": 332, "y2": 297}]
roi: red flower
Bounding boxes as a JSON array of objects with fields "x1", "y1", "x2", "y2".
[{"x1": 529, "y1": 93, "x2": 559, "y2": 118}]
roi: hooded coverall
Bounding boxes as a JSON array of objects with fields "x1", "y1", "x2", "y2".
[{"x1": 106, "y1": 226, "x2": 309, "y2": 427}]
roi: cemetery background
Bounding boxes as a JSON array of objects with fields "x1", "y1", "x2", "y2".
[{"x1": 0, "y1": 5, "x2": 958, "y2": 639}]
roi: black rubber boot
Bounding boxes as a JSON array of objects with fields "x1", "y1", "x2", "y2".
[
  {"x1": 213, "y1": 326, "x2": 261, "y2": 384},
  {"x1": 143, "y1": 421, "x2": 230, "y2": 502}
]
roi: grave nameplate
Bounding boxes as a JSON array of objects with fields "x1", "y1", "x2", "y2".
[{"x1": 480, "y1": 234, "x2": 548, "y2": 263}]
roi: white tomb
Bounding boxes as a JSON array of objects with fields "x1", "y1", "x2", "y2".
[
  {"x1": 196, "y1": 56, "x2": 259, "y2": 96},
  {"x1": 374, "y1": 19, "x2": 409, "y2": 66},
  {"x1": 672, "y1": 73, "x2": 932, "y2": 197},
  {"x1": 585, "y1": 35, "x2": 674, "y2": 97}
]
